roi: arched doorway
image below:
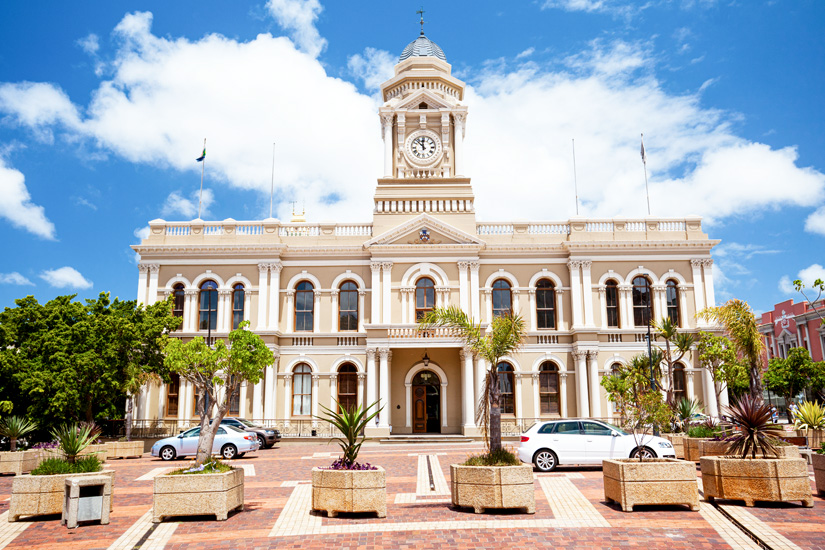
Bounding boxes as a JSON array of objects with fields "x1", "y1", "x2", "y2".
[{"x1": 412, "y1": 370, "x2": 441, "y2": 433}]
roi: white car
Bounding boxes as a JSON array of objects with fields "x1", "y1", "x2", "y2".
[
  {"x1": 151, "y1": 424, "x2": 259, "y2": 461},
  {"x1": 517, "y1": 419, "x2": 676, "y2": 472}
]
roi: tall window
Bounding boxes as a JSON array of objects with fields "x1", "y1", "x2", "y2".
[
  {"x1": 497, "y1": 362, "x2": 515, "y2": 414},
  {"x1": 232, "y1": 284, "x2": 245, "y2": 330},
  {"x1": 292, "y1": 364, "x2": 312, "y2": 415},
  {"x1": 173, "y1": 284, "x2": 185, "y2": 323},
  {"x1": 166, "y1": 374, "x2": 180, "y2": 417},
  {"x1": 536, "y1": 279, "x2": 556, "y2": 329},
  {"x1": 492, "y1": 279, "x2": 512, "y2": 318},
  {"x1": 227, "y1": 375, "x2": 241, "y2": 416},
  {"x1": 415, "y1": 277, "x2": 435, "y2": 320},
  {"x1": 337, "y1": 363, "x2": 358, "y2": 412},
  {"x1": 295, "y1": 281, "x2": 314, "y2": 331},
  {"x1": 339, "y1": 281, "x2": 359, "y2": 331},
  {"x1": 673, "y1": 363, "x2": 686, "y2": 401},
  {"x1": 632, "y1": 276, "x2": 652, "y2": 327},
  {"x1": 611, "y1": 362, "x2": 622, "y2": 376},
  {"x1": 539, "y1": 361, "x2": 560, "y2": 415},
  {"x1": 199, "y1": 280, "x2": 218, "y2": 331},
  {"x1": 605, "y1": 280, "x2": 620, "y2": 328},
  {"x1": 666, "y1": 280, "x2": 680, "y2": 326}
]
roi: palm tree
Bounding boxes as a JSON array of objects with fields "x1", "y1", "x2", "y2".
[
  {"x1": 652, "y1": 317, "x2": 695, "y2": 404},
  {"x1": 0, "y1": 416, "x2": 38, "y2": 451},
  {"x1": 418, "y1": 306, "x2": 526, "y2": 454},
  {"x1": 698, "y1": 299, "x2": 764, "y2": 401}
]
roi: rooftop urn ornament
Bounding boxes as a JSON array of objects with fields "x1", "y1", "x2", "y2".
[{"x1": 417, "y1": 6, "x2": 426, "y2": 35}]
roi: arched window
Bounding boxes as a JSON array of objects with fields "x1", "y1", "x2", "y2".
[
  {"x1": 198, "y1": 280, "x2": 218, "y2": 331},
  {"x1": 632, "y1": 276, "x2": 652, "y2": 327},
  {"x1": 539, "y1": 361, "x2": 560, "y2": 415},
  {"x1": 337, "y1": 363, "x2": 358, "y2": 412},
  {"x1": 172, "y1": 284, "x2": 185, "y2": 323},
  {"x1": 415, "y1": 277, "x2": 435, "y2": 320},
  {"x1": 536, "y1": 279, "x2": 556, "y2": 329},
  {"x1": 338, "y1": 281, "x2": 359, "y2": 331},
  {"x1": 611, "y1": 362, "x2": 622, "y2": 376},
  {"x1": 605, "y1": 280, "x2": 620, "y2": 328},
  {"x1": 496, "y1": 362, "x2": 515, "y2": 414},
  {"x1": 295, "y1": 281, "x2": 314, "y2": 331},
  {"x1": 492, "y1": 279, "x2": 512, "y2": 318},
  {"x1": 673, "y1": 363, "x2": 686, "y2": 401},
  {"x1": 165, "y1": 374, "x2": 180, "y2": 417},
  {"x1": 292, "y1": 364, "x2": 312, "y2": 415},
  {"x1": 666, "y1": 280, "x2": 680, "y2": 326},
  {"x1": 227, "y1": 375, "x2": 241, "y2": 416},
  {"x1": 232, "y1": 284, "x2": 245, "y2": 330}
]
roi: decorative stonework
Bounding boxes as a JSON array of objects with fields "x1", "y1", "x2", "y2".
[
  {"x1": 153, "y1": 467, "x2": 244, "y2": 522},
  {"x1": 603, "y1": 459, "x2": 699, "y2": 512},
  {"x1": 700, "y1": 456, "x2": 813, "y2": 507},
  {"x1": 105, "y1": 441, "x2": 144, "y2": 459},
  {"x1": 450, "y1": 464, "x2": 535, "y2": 514},
  {"x1": 311, "y1": 466, "x2": 387, "y2": 518},
  {"x1": 0, "y1": 450, "x2": 41, "y2": 476}
]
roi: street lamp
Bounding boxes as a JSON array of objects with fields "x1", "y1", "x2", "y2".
[{"x1": 645, "y1": 306, "x2": 660, "y2": 437}]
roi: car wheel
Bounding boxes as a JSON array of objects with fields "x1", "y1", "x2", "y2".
[
  {"x1": 221, "y1": 444, "x2": 238, "y2": 460},
  {"x1": 533, "y1": 449, "x2": 558, "y2": 472},
  {"x1": 159, "y1": 446, "x2": 176, "y2": 461},
  {"x1": 257, "y1": 435, "x2": 266, "y2": 448},
  {"x1": 631, "y1": 447, "x2": 656, "y2": 459}
]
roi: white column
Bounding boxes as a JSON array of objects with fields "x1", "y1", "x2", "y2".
[
  {"x1": 528, "y1": 289, "x2": 537, "y2": 331},
  {"x1": 441, "y1": 383, "x2": 449, "y2": 428},
  {"x1": 366, "y1": 349, "x2": 377, "y2": 409},
  {"x1": 461, "y1": 348, "x2": 475, "y2": 428},
  {"x1": 532, "y1": 373, "x2": 541, "y2": 417},
  {"x1": 147, "y1": 264, "x2": 160, "y2": 305},
  {"x1": 381, "y1": 114, "x2": 393, "y2": 177},
  {"x1": 691, "y1": 259, "x2": 706, "y2": 323},
  {"x1": 283, "y1": 374, "x2": 293, "y2": 418},
  {"x1": 405, "y1": 383, "x2": 413, "y2": 428},
  {"x1": 370, "y1": 262, "x2": 382, "y2": 324},
  {"x1": 285, "y1": 291, "x2": 295, "y2": 333},
  {"x1": 512, "y1": 289, "x2": 521, "y2": 316},
  {"x1": 702, "y1": 259, "x2": 716, "y2": 308},
  {"x1": 330, "y1": 290, "x2": 339, "y2": 332},
  {"x1": 329, "y1": 373, "x2": 338, "y2": 411},
  {"x1": 218, "y1": 290, "x2": 231, "y2": 332},
  {"x1": 311, "y1": 374, "x2": 320, "y2": 426},
  {"x1": 156, "y1": 383, "x2": 166, "y2": 421},
  {"x1": 573, "y1": 350, "x2": 589, "y2": 417},
  {"x1": 358, "y1": 290, "x2": 366, "y2": 332},
  {"x1": 313, "y1": 292, "x2": 321, "y2": 332},
  {"x1": 136, "y1": 265, "x2": 149, "y2": 305},
  {"x1": 598, "y1": 286, "x2": 608, "y2": 330},
  {"x1": 257, "y1": 264, "x2": 269, "y2": 330},
  {"x1": 556, "y1": 289, "x2": 566, "y2": 330},
  {"x1": 264, "y1": 354, "x2": 279, "y2": 423},
  {"x1": 560, "y1": 372, "x2": 569, "y2": 418},
  {"x1": 458, "y1": 261, "x2": 469, "y2": 314},
  {"x1": 475, "y1": 356, "x2": 487, "y2": 413},
  {"x1": 378, "y1": 348, "x2": 390, "y2": 428},
  {"x1": 400, "y1": 288, "x2": 409, "y2": 324},
  {"x1": 454, "y1": 113, "x2": 466, "y2": 177},
  {"x1": 252, "y1": 379, "x2": 263, "y2": 422},
  {"x1": 652, "y1": 285, "x2": 664, "y2": 323},
  {"x1": 587, "y1": 351, "x2": 601, "y2": 419},
  {"x1": 620, "y1": 286, "x2": 633, "y2": 328},
  {"x1": 581, "y1": 260, "x2": 595, "y2": 327},
  {"x1": 567, "y1": 260, "x2": 583, "y2": 328},
  {"x1": 185, "y1": 290, "x2": 198, "y2": 331},
  {"x1": 137, "y1": 383, "x2": 148, "y2": 420},
  {"x1": 357, "y1": 373, "x2": 366, "y2": 408},
  {"x1": 718, "y1": 383, "x2": 729, "y2": 410},
  {"x1": 382, "y1": 263, "x2": 393, "y2": 325},
  {"x1": 484, "y1": 289, "x2": 493, "y2": 323},
  {"x1": 514, "y1": 372, "x2": 523, "y2": 419},
  {"x1": 244, "y1": 289, "x2": 252, "y2": 322},
  {"x1": 686, "y1": 370, "x2": 696, "y2": 401},
  {"x1": 469, "y1": 261, "x2": 481, "y2": 320},
  {"x1": 678, "y1": 288, "x2": 688, "y2": 328},
  {"x1": 269, "y1": 262, "x2": 282, "y2": 330},
  {"x1": 703, "y1": 368, "x2": 719, "y2": 417},
  {"x1": 238, "y1": 382, "x2": 247, "y2": 418},
  {"x1": 178, "y1": 380, "x2": 189, "y2": 423}
]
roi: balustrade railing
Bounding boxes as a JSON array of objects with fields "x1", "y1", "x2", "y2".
[{"x1": 388, "y1": 325, "x2": 463, "y2": 339}]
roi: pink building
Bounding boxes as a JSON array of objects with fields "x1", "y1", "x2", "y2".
[{"x1": 759, "y1": 299, "x2": 825, "y2": 364}]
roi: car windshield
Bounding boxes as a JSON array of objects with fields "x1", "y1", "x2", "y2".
[
  {"x1": 181, "y1": 427, "x2": 200, "y2": 437},
  {"x1": 224, "y1": 425, "x2": 245, "y2": 433},
  {"x1": 237, "y1": 418, "x2": 261, "y2": 427},
  {"x1": 598, "y1": 421, "x2": 628, "y2": 435}
]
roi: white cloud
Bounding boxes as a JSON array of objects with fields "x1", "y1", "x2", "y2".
[
  {"x1": 348, "y1": 48, "x2": 395, "y2": 92},
  {"x1": 40, "y1": 267, "x2": 93, "y2": 289},
  {"x1": 162, "y1": 188, "x2": 214, "y2": 219},
  {"x1": 542, "y1": 0, "x2": 607, "y2": 13},
  {"x1": 805, "y1": 205, "x2": 825, "y2": 236},
  {"x1": 0, "y1": 156, "x2": 56, "y2": 239},
  {"x1": 0, "y1": 272, "x2": 34, "y2": 286},
  {"x1": 0, "y1": 82, "x2": 82, "y2": 140},
  {"x1": 516, "y1": 47, "x2": 535, "y2": 60},
  {"x1": 265, "y1": 0, "x2": 326, "y2": 58},
  {"x1": 779, "y1": 264, "x2": 825, "y2": 295},
  {"x1": 77, "y1": 33, "x2": 100, "y2": 55},
  {"x1": 133, "y1": 226, "x2": 150, "y2": 240}
]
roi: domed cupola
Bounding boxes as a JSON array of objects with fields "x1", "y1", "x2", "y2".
[{"x1": 399, "y1": 34, "x2": 447, "y2": 62}]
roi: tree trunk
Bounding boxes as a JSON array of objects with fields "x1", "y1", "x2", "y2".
[
  {"x1": 489, "y1": 372, "x2": 502, "y2": 454},
  {"x1": 749, "y1": 360, "x2": 763, "y2": 402},
  {"x1": 125, "y1": 393, "x2": 133, "y2": 442},
  {"x1": 86, "y1": 399, "x2": 94, "y2": 423},
  {"x1": 10, "y1": 437, "x2": 17, "y2": 452}
]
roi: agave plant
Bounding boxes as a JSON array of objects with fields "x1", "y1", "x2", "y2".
[
  {"x1": 51, "y1": 423, "x2": 99, "y2": 464},
  {"x1": 673, "y1": 397, "x2": 704, "y2": 431},
  {"x1": 724, "y1": 395, "x2": 784, "y2": 459},
  {"x1": 794, "y1": 400, "x2": 825, "y2": 448},
  {"x1": 315, "y1": 400, "x2": 382, "y2": 468},
  {"x1": 0, "y1": 416, "x2": 38, "y2": 451}
]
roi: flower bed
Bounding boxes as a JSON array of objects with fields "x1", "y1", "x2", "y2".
[
  {"x1": 700, "y1": 456, "x2": 813, "y2": 507},
  {"x1": 311, "y1": 466, "x2": 386, "y2": 518},
  {"x1": 450, "y1": 464, "x2": 535, "y2": 514},
  {"x1": 603, "y1": 458, "x2": 699, "y2": 512},
  {"x1": 0, "y1": 450, "x2": 41, "y2": 476},
  {"x1": 153, "y1": 467, "x2": 244, "y2": 522}
]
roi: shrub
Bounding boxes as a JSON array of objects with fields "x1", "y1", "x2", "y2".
[
  {"x1": 817, "y1": 443, "x2": 825, "y2": 455},
  {"x1": 169, "y1": 458, "x2": 231, "y2": 475},
  {"x1": 687, "y1": 425, "x2": 716, "y2": 438},
  {"x1": 31, "y1": 456, "x2": 101, "y2": 475},
  {"x1": 463, "y1": 447, "x2": 521, "y2": 467},
  {"x1": 51, "y1": 423, "x2": 99, "y2": 463},
  {"x1": 724, "y1": 394, "x2": 784, "y2": 458},
  {"x1": 793, "y1": 400, "x2": 825, "y2": 432},
  {"x1": 315, "y1": 400, "x2": 381, "y2": 469},
  {"x1": 327, "y1": 458, "x2": 377, "y2": 470},
  {"x1": 673, "y1": 397, "x2": 704, "y2": 432},
  {"x1": 0, "y1": 416, "x2": 38, "y2": 452}
]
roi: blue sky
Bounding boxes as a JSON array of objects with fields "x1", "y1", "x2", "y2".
[{"x1": 0, "y1": 0, "x2": 824, "y2": 314}]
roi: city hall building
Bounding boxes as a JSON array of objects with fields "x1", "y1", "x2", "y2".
[{"x1": 133, "y1": 31, "x2": 723, "y2": 438}]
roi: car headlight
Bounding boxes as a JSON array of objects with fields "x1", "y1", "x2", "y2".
[
  {"x1": 658, "y1": 441, "x2": 673, "y2": 449},
  {"x1": 265, "y1": 430, "x2": 275, "y2": 434}
]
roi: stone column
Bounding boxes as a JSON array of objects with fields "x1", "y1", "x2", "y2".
[
  {"x1": 147, "y1": 264, "x2": 160, "y2": 305},
  {"x1": 484, "y1": 289, "x2": 493, "y2": 323},
  {"x1": 156, "y1": 383, "x2": 167, "y2": 421},
  {"x1": 587, "y1": 351, "x2": 601, "y2": 419},
  {"x1": 512, "y1": 289, "x2": 521, "y2": 316},
  {"x1": 475, "y1": 356, "x2": 487, "y2": 412},
  {"x1": 441, "y1": 382, "x2": 449, "y2": 428},
  {"x1": 244, "y1": 289, "x2": 252, "y2": 322},
  {"x1": 381, "y1": 262, "x2": 393, "y2": 325},
  {"x1": 185, "y1": 290, "x2": 198, "y2": 332},
  {"x1": 469, "y1": 261, "x2": 481, "y2": 320},
  {"x1": 703, "y1": 368, "x2": 719, "y2": 417},
  {"x1": 702, "y1": 259, "x2": 716, "y2": 308},
  {"x1": 311, "y1": 374, "x2": 320, "y2": 426},
  {"x1": 358, "y1": 290, "x2": 366, "y2": 332},
  {"x1": 556, "y1": 289, "x2": 566, "y2": 330},
  {"x1": 136, "y1": 264, "x2": 149, "y2": 305},
  {"x1": 238, "y1": 382, "x2": 247, "y2": 418},
  {"x1": 285, "y1": 291, "x2": 295, "y2": 333},
  {"x1": 457, "y1": 261, "x2": 470, "y2": 314},
  {"x1": 528, "y1": 289, "x2": 537, "y2": 331},
  {"x1": 269, "y1": 262, "x2": 282, "y2": 331},
  {"x1": 573, "y1": 350, "x2": 589, "y2": 417},
  {"x1": 532, "y1": 372, "x2": 541, "y2": 417},
  {"x1": 357, "y1": 373, "x2": 366, "y2": 408},
  {"x1": 370, "y1": 262, "x2": 382, "y2": 323},
  {"x1": 283, "y1": 373, "x2": 293, "y2": 419},
  {"x1": 691, "y1": 259, "x2": 706, "y2": 325},
  {"x1": 598, "y1": 286, "x2": 607, "y2": 330},
  {"x1": 678, "y1": 287, "x2": 688, "y2": 328},
  {"x1": 378, "y1": 348, "x2": 390, "y2": 428},
  {"x1": 330, "y1": 290, "x2": 339, "y2": 332},
  {"x1": 218, "y1": 289, "x2": 231, "y2": 331},
  {"x1": 514, "y1": 371, "x2": 523, "y2": 419},
  {"x1": 652, "y1": 284, "x2": 665, "y2": 323},
  {"x1": 329, "y1": 373, "x2": 338, "y2": 414},
  {"x1": 381, "y1": 113, "x2": 394, "y2": 177},
  {"x1": 559, "y1": 372, "x2": 568, "y2": 418},
  {"x1": 263, "y1": 353, "x2": 279, "y2": 424},
  {"x1": 252, "y1": 376, "x2": 263, "y2": 422},
  {"x1": 366, "y1": 349, "x2": 377, "y2": 412},
  {"x1": 580, "y1": 260, "x2": 594, "y2": 327},
  {"x1": 461, "y1": 348, "x2": 475, "y2": 429},
  {"x1": 453, "y1": 113, "x2": 466, "y2": 177},
  {"x1": 686, "y1": 370, "x2": 695, "y2": 401},
  {"x1": 257, "y1": 263, "x2": 269, "y2": 330},
  {"x1": 313, "y1": 291, "x2": 321, "y2": 332},
  {"x1": 178, "y1": 380, "x2": 189, "y2": 424},
  {"x1": 567, "y1": 260, "x2": 583, "y2": 328},
  {"x1": 620, "y1": 285, "x2": 633, "y2": 328},
  {"x1": 400, "y1": 287, "x2": 411, "y2": 323}
]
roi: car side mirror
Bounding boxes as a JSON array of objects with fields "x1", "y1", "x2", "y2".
[
  {"x1": 611, "y1": 432, "x2": 619, "y2": 437},
  {"x1": 177, "y1": 433, "x2": 184, "y2": 438}
]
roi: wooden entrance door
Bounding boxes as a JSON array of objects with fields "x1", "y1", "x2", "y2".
[{"x1": 413, "y1": 386, "x2": 427, "y2": 433}]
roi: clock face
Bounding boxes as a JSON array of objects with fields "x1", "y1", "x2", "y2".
[
  {"x1": 411, "y1": 135, "x2": 437, "y2": 159},
  {"x1": 404, "y1": 130, "x2": 442, "y2": 166}
]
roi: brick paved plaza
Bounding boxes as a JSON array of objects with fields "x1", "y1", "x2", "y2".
[{"x1": 0, "y1": 441, "x2": 822, "y2": 550}]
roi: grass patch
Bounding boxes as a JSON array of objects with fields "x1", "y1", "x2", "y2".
[
  {"x1": 169, "y1": 458, "x2": 232, "y2": 475},
  {"x1": 463, "y1": 447, "x2": 521, "y2": 467},
  {"x1": 31, "y1": 456, "x2": 102, "y2": 475}
]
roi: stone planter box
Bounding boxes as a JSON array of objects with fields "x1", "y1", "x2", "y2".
[
  {"x1": 698, "y1": 440, "x2": 801, "y2": 459},
  {"x1": 603, "y1": 458, "x2": 699, "y2": 512},
  {"x1": 105, "y1": 441, "x2": 144, "y2": 459},
  {"x1": 41, "y1": 444, "x2": 108, "y2": 463},
  {"x1": 813, "y1": 453, "x2": 825, "y2": 497},
  {"x1": 311, "y1": 466, "x2": 386, "y2": 518},
  {"x1": 9, "y1": 469, "x2": 115, "y2": 521},
  {"x1": 662, "y1": 434, "x2": 685, "y2": 459},
  {"x1": 450, "y1": 464, "x2": 535, "y2": 514},
  {"x1": 0, "y1": 450, "x2": 41, "y2": 476},
  {"x1": 684, "y1": 437, "x2": 711, "y2": 462},
  {"x1": 700, "y1": 456, "x2": 813, "y2": 507},
  {"x1": 153, "y1": 467, "x2": 244, "y2": 522}
]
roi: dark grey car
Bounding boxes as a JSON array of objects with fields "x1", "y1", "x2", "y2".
[{"x1": 219, "y1": 418, "x2": 281, "y2": 449}]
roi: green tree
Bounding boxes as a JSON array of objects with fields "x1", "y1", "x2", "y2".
[
  {"x1": 763, "y1": 347, "x2": 825, "y2": 419},
  {"x1": 792, "y1": 278, "x2": 825, "y2": 326},
  {"x1": 161, "y1": 321, "x2": 274, "y2": 466},
  {"x1": 698, "y1": 299, "x2": 764, "y2": 401},
  {"x1": 418, "y1": 306, "x2": 526, "y2": 454},
  {"x1": 696, "y1": 332, "x2": 748, "y2": 407},
  {"x1": 652, "y1": 317, "x2": 695, "y2": 404}
]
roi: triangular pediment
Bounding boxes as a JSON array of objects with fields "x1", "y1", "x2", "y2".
[
  {"x1": 365, "y1": 214, "x2": 485, "y2": 248},
  {"x1": 397, "y1": 89, "x2": 454, "y2": 111}
]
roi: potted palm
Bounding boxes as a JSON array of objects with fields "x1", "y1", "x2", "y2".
[
  {"x1": 9, "y1": 423, "x2": 114, "y2": 521},
  {"x1": 418, "y1": 307, "x2": 535, "y2": 515},
  {"x1": 793, "y1": 400, "x2": 825, "y2": 450},
  {"x1": 663, "y1": 397, "x2": 704, "y2": 459},
  {"x1": 0, "y1": 416, "x2": 40, "y2": 476},
  {"x1": 700, "y1": 395, "x2": 813, "y2": 508},
  {"x1": 311, "y1": 400, "x2": 385, "y2": 518}
]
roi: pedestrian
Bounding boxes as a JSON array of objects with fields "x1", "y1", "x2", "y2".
[{"x1": 770, "y1": 406, "x2": 778, "y2": 423}]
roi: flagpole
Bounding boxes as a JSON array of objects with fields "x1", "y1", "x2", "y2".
[
  {"x1": 198, "y1": 137, "x2": 206, "y2": 219},
  {"x1": 641, "y1": 133, "x2": 650, "y2": 215},
  {"x1": 270, "y1": 142, "x2": 276, "y2": 218},
  {"x1": 572, "y1": 138, "x2": 580, "y2": 216}
]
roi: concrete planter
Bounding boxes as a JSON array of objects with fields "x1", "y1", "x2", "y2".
[
  {"x1": 0, "y1": 450, "x2": 41, "y2": 476},
  {"x1": 153, "y1": 467, "x2": 244, "y2": 522},
  {"x1": 700, "y1": 456, "x2": 813, "y2": 507},
  {"x1": 311, "y1": 466, "x2": 386, "y2": 518},
  {"x1": 104, "y1": 441, "x2": 144, "y2": 459},
  {"x1": 603, "y1": 458, "x2": 699, "y2": 512},
  {"x1": 450, "y1": 464, "x2": 535, "y2": 514},
  {"x1": 684, "y1": 437, "x2": 711, "y2": 462},
  {"x1": 698, "y1": 440, "x2": 801, "y2": 459},
  {"x1": 813, "y1": 453, "x2": 825, "y2": 497},
  {"x1": 661, "y1": 434, "x2": 686, "y2": 459},
  {"x1": 9, "y1": 469, "x2": 115, "y2": 521}
]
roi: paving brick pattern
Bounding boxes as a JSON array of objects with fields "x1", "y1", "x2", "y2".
[{"x1": 0, "y1": 442, "x2": 822, "y2": 549}]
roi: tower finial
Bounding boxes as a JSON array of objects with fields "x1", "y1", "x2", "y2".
[{"x1": 416, "y1": 6, "x2": 425, "y2": 35}]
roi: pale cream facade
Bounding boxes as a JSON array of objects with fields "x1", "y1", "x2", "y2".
[{"x1": 133, "y1": 32, "x2": 723, "y2": 438}]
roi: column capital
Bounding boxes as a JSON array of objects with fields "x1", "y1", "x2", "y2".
[
  {"x1": 161, "y1": 290, "x2": 172, "y2": 298},
  {"x1": 457, "y1": 261, "x2": 470, "y2": 270},
  {"x1": 329, "y1": 373, "x2": 338, "y2": 381},
  {"x1": 312, "y1": 374, "x2": 320, "y2": 381},
  {"x1": 358, "y1": 290, "x2": 366, "y2": 296},
  {"x1": 366, "y1": 348, "x2": 376, "y2": 360},
  {"x1": 258, "y1": 263, "x2": 270, "y2": 273},
  {"x1": 184, "y1": 289, "x2": 198, "y2": 296},
  {"x1": 370, "y1": 261, "x2": 383, "y2": 273},
  {"x1": 330, "y1": 289, "x2": 339, "y2": 297},
  {"x1": 482, "y1": 288, "x2": 492, "y2": 295},
  {"x1": 357, "y1": 373, "x2": 367, "y2": 380},
  {"x1": 468, "y1": 261, "x2": 480, "y2": 271},
  {"x1": 579, "y1": 260, "x2": 592, "y2": 270},
  {"x1": 597, "y1": 286, "x2": 606, "y2": 295},
  {"x1": 567, "y1": 259, "x2": 582, "y2": 270},
  {"x1": 138, "y1": 264, "x2": 150, "y2": 273},
  {"x1": 286, "y1": 290, "x2": 295, "y2": 297},
  {"x1": 690, "y1": 258, "x2": 705, "y2": 268},
  {"x1": 527, "y1": 289, "x2": 536, "y2": 296},
  {"x1": 381, "y1": 113, "x2": 394, "y2": 130},
  {"x1": 381, "y1": 261, "x2": 394, "y2": 271},
  {"x1": 378, "y1": 348, "x2": 390, "y2": 360},
  {"x1": 559, "y1": 372, "x2": 568, "y2": 379},
  {"x1": 270, "y1": 261, "x2": 284, "y2": 274},
  {"x1": 283, "y1": 373, "x2": 293, "y2": 381},
  {"x1": 586, "y1": 350, "x2": 599, "y2": 360},
  {"x1": 702, "y1": 258, "x2": 714, "y2": 267},
  {"x1": 218, "y1": 289, "x2": 232, "y2": 296},
  {"x1": 571, "y1": 349, "x2": 587, "y2": 360}
]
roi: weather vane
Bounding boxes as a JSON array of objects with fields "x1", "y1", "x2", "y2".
[{"x1": 417, "y1": 6, "x2": 425, "y2": 35}]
